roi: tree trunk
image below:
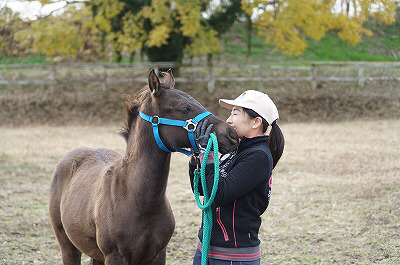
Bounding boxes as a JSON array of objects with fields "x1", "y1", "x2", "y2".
[
  {"x1": 129, "y1": 51, "x2": 135, "y2": 64},
  {"x1": 246, "y1": 14, "x2": 252, "y2": 58},
  {"x1": 100, "y1": 31, "x2": 106, "y2": 60},
  {"x1": 115, "y1": 50, "x2": 122, "y2": 63}
]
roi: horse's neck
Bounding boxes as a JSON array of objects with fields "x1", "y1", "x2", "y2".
[{"x1": 123, "y1": 120, "x2": 172, "y2": 205}]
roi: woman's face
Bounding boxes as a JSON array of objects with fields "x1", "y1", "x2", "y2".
[{"x1": 226, "y1": 106, "x2": 254, "y2": 139}]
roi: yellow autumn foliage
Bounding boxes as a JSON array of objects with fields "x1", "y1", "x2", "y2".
[
  {"x1": 109, "y1": 0, "x2": 218, "y2": 55},
  {"x1": 118, "y1": 11, "x2": 149, "y2": 52},
  {"x1": 92, "y1": 0, "x2": 125, "y2": 32},
  {"x1": 15, "y1": 0, "x2": 397, "y2": 59},
  {"x1": 186, "y1": 27, "x2": 221, "y2": 55},
  {"x1": 242, "y1": 0, "x2": 396, "y2": 55},
  {"x1": 27, "y1": 6, "x2": 100, "y2": 59},
  {"x1": 175, "y1": 0, "x2": 202, "y2": 37},
  {"x1": 0, "y1": 7, "x2": 29, "y2": 56},
  {"x1": 147, "y1": 24, "x2": 172, "y2": 47}
]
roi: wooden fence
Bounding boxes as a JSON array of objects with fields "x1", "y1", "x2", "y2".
[{"x1": 0, "y1": 62, "x2": 399, "y2": 92}]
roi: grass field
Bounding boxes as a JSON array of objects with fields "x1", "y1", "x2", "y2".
[{"x1": 0, "y1": 120, "x2": 399, "y2": 264}]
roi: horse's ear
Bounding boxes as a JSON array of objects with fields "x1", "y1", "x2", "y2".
[
  {"x1": 161, "y1": 68, "x2": 175, "y2": 88},
  {"x1": 148, "y1": 69, "x2": 162, "y2": 96}
]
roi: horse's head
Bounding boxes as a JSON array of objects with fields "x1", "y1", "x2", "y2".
[{"x1": 122, "y1": 69, "x2": 239, "y2": 154}]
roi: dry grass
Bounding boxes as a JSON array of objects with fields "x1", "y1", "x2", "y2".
[{"x1": 0, "y1": 120, "x2": 399, "y2": 264}]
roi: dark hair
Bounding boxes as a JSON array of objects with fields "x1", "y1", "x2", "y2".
[{"x1": 243, "y1": 107, "x2": 284, "y2": 169}]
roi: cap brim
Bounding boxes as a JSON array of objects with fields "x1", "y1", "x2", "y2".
[
  {"x1": 219, "y1": 99, "x2": 250, "y2": 111},
  {"x1": 218, "y1": 99, "x2": 236, "y2": 109}
]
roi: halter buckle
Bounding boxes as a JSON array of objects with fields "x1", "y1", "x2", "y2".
[
  {"x1": 151, "y1": 116, "x2": 160, "y2": 125},
  {"x1": 184, "y1": 119, "x2": 197, "y2": 131}
]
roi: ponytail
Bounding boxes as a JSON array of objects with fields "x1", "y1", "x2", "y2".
[{"x1": 268, "y1": 121, "x2": 284, "y2": 169}]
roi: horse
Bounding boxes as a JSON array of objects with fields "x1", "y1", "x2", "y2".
[{"x1": 49, "y1": 69, "x2": 239, "y2": 265}]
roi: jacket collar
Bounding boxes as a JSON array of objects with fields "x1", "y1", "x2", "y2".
[{"x1": 237, "y1": 135, "x2": 268, "y2": 152}]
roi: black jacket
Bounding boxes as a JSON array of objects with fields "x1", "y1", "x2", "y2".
[{"x1": 189, "y1": 135, "x2": 273, "y2": 248}]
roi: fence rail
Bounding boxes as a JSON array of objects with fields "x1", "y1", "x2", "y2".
[{"x1": 1, "y1": 62, "x2": 399, "y2": 92}]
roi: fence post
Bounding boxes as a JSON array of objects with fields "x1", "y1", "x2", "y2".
[
  {"x1": 50, "y1": 67, "x2": 57, "y2": 94},
  {"x1": 207, "y1": 55, "x2": 215, "y2": 93},
  {"x1": 358, "y1": 66, "x2": 365, "y2": 89},
  {"x1": 258, "y1": 65, "x2": 263, "y2": 91},
  {"x1": 311, "y1": 64, "x2": 317, "y2": 91},
  {"x1": 1, "y1": 65, "x2": 10, "y2": 90},
  {"x1": 102, "y1": 65, "x2": 107, "y2": 91},
  {"x1": 207, "y1": 66, "x2": 215, "y2": 92}
]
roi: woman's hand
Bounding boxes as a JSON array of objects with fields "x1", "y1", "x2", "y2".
[
  {"x1": 195, "y1": 119, "x2": 214, "y2": 151},
  {"x1": 194, "y1": 119, "x2": 215, "y2": 164}
]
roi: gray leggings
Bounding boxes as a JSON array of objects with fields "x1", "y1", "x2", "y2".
[{"x1": 193, "y1": 249, "x2": 261, "y2": 265}]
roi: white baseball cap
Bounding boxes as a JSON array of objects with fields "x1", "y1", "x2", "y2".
[{"x1": 219, "y1": 90, "x2": 279, "y2": 125}]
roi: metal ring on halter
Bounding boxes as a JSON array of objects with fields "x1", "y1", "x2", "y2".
[
  {"x1": 151, "y1": 116, "x2": 160, "y2": 125},
  {"x1": 184, "y1": 119, "x2": 197, "y2": 131}
]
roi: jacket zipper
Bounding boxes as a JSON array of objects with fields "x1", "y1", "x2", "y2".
[
  {"x1": 233, "y1": 199, "x2": 237, "y2": 247},
  {"x1": 216, "y1": 207, "x2": 229, "y2": 241}
]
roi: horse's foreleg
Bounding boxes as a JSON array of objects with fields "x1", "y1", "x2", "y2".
[
  {"x1": 150, "y1": 248, "x2": 166, "y2": 265},
  {"x1": 104, "y1": 251, "x2": 123, "y2": 265}
]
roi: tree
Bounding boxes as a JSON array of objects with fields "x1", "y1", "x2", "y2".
[
  {"x1": 241, "y1": 0, "x2": 397, "y2": 56},
  {"x1": 89, "y1": 0, "x2": 243, "y2": 63},
  {"x1": 9, "y1": 0, "x2": 396, "y2": 62},
  {"x1": 26, "y1": 6, "x2": 101, "y2": 61},
  {"x1": 0, "y1": 7, "x2": 31, "y2": 57}
]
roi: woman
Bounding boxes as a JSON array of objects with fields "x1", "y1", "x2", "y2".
[{"x1": 189, "y1": 90, "x2": 285, "y2": 265}]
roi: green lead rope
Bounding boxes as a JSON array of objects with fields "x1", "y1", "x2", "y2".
[{"x1": 193, "y1": 133, "x2": 220, "y2": 265}]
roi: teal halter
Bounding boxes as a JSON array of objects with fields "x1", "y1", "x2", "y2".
[{"x1": 139, "y1": 111, "x2": 212, "y2": 156}]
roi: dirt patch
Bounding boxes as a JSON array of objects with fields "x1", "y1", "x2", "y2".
[{"x1": 0, "y1": 120, "x2": 399, "y2": 264}]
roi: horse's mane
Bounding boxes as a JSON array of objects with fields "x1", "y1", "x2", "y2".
[
  {"x1": 119, "y1": 87, "x2": 146, "y2": 142},
  {"x1": 120, "y1": 73, "x2": 173, "y2": 143}
]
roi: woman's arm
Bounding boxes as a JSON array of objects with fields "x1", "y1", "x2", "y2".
[{"x1": 203, "y1": 151, "x2": 271, "y2": 205}]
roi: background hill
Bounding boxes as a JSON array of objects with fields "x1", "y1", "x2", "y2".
[{"x1": 219, "y1": 19, "x2": 400, "y2": 63}]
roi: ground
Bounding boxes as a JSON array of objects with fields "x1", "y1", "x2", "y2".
[{"x1": 0, "y1": 119, "x2": 399, "y2": 264}]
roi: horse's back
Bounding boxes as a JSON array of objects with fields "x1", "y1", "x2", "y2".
[
  {"x1": 49, "y1": 147, "x2": 122, "y2": 261},
  {"x1": 50, "y1": 147, "x2": 121, "y2": 194}
]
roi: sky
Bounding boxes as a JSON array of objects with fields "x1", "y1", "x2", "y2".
[{"x1": 0, "y1": 0, "x2": 73, "y2": 20}]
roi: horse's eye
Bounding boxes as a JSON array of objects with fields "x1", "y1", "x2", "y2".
[{"x1": 179, "y1": 107, "x2": 190, "y2": 114}]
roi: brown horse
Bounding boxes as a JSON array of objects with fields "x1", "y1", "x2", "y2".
[{"x1": 49, "y1": 69, "x2": 239, "y2": 265}]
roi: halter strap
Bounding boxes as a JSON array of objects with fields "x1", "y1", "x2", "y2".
[{"x1": 139, "y1": 111, "x2": 212, "y2": 156}]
